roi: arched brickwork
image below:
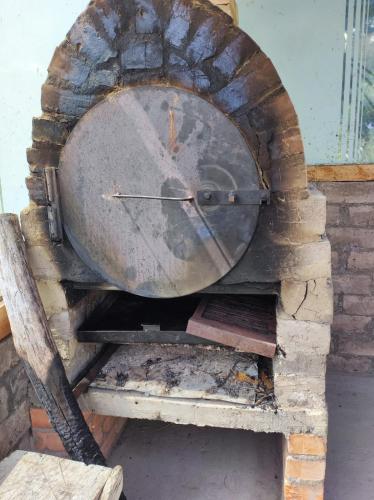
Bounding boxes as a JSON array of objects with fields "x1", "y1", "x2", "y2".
[{"x1": 27, "y1": 0, "x2": 306, "y2": 207}]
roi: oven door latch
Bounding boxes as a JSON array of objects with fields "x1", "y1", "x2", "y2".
[
  {"x1": 44, "y1": 167, "x2": 63, "y2": 242},
  {"x1": 196, "y1": 189, "x2": 270, "y2": 206}
]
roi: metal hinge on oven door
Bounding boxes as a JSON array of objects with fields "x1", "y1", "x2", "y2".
[{"x1": 44, "y1": 167, "x2": 63, "y2": 242}]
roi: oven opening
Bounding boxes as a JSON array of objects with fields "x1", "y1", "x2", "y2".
[{"x1": 77, "y1": 292, "x2": 277, "y2": 410}]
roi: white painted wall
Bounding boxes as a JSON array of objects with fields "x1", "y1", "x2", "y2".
[{"x1": 0, "y1": 0, "x2": 347, "y2": 214}]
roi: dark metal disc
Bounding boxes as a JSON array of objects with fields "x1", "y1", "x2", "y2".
[{"x1": 59, "y1": 85, "x2": 260, "y2": 298}]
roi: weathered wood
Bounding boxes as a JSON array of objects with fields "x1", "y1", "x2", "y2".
[
  {"x1": 0, "y1": 301, "x2": 11, "y2": 341},
  {"x1": 0, "y1": 451, "x2": 123, "y2": 500},
  {"x1": 308, "y1": 163, "x2": 374, "y2": 182},
  {"x1": 77, "y1": 329, "x2": 219, "y2": 346},
  {"x1": 0, "y1": 214, "x2": 106, "y2": 466}
]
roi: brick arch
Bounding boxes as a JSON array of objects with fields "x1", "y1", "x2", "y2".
[{"x1": 29, "y1": 0, "x2": 306, "y2": 205}]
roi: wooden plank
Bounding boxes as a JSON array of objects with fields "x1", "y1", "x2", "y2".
[
  {"x1": 0, "y1": 451, "x2": 123, "y2": 500},
  {"x1": 308, "y1": 164, "x2": 374, "y2": 182},
  {"x1": 0, "y1": 214, "x2": 106, "y2": 467},
  {"x1": 0, "y1": 301, "x2": 11, "y2": 341},
  {"x1": 77, "y1": 329, "x2": 219, "y2": 346}
]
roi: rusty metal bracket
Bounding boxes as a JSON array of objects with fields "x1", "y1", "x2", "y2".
[
  {"x1": 44, "y1": 167, "x2": 63, "y2": 242},
  {"x1": 197, "y1": 189, "x2": 270, "y2": 206}
]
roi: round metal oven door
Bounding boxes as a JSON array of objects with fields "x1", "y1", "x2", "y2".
[{"x1": 59, "y1": 85, "x2": 261, "y2": 298}]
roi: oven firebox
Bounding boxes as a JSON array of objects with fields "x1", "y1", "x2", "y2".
[{"x1": 21, "y1": 0, "x2": 332, "y2": 498}]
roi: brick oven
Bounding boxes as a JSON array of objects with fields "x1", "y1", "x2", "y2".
[{"x1": 21, "y1": 0, "x2": 332, "y2": 497}]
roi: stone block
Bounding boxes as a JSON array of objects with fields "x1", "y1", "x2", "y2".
[
  {"x1": 317, "y1": 181, "x2": 374, "y2": 204},
  {"x1": 0, "y1": 337, "x2": 20, "y2": 378},
  {"x1": 32, "y1": 116, "x2": 71, "y2": 146},
  {"x1": 213, "y1": 53, "x2": 281, "y2": 114},
  {"x1": 333, "y1": 274, "x2": 372, "y2": 295},
  {"x1": 274, "y1": 374, "x2": 326, "y2": 409},
  {"x1": 27, "y1": 145, "x2": 61, "y2": 171},
  {"x1": 280, "y1": 278, "x2": 333, "y2": 324},
  {"x1": 25, "y1": 175, "x2": 47, "y2": 206},
  {"x1": 121, "y1": 36, "x2": 163, "y2": 69},
  {"x1": 280, "y1": 280, "x2": 307, "y2": 317},
  {"x1": 274, "y1": 353, "x2": 326, "y2": 378},
  {"x1": 348, "y1": 205, "x2": 374, "y2": 227},
  {"x1": 269, "y1": 126, "x2": 304, "y2": 161},
  {"x1": 21, "y1": 206, "x2": 50, "y2": 246},
  {"x1": 348, "y1": 250, "x2": 374, "y2": 270},
  {"x1": 68, "y1": 13, "x2": 117, "y2": 65},
  {"x1": 326, "y1": 204, "x2": 342, "y2": 226},
  {"x1": 344, "y1": 295, "x2": 374, "y2": 316},
  {"x1": 212, "y1": 33, "x2": 257, "y2": 79},
  {"x1": 41, "y1": 84, "x2": 101, "y2": 118},
  {"x1": 0, "y1": 401, "x2": 30, "y2": 460},
  {"x1": 186, "y1": 18, "x2": 225, "y2": 63},
  {"x1": 328, "y1": 353, "x2": 373, "y2": 373},
  {"x1": 165, "y1": 0, "x2": 192, "y2": 48},
  {"x1": 276, "y1": 317, "x2": 331, "y2": 356},
  {"x1": 332, "y1": 314, "x2": 372, "y2": 334},
  {"x1": 9, "y1": 365, "x2": 29, "y2": 408},
  {"x1": 0, "y1": 386, "x2": 9, "y2": 423},
  {"x1": 247, "y1": 89, "x2": 298, "y2": 133},
  {"x1": 327, "y1": 227, "x2": 374, "y2": 250},
  {"x1": 135, "y1": 0, "x2": 161, "y2": 33},
  {"x1": 48, "y1": 45, "x2": 91, "y2": 87},
  {"x1": 287, "y1": 434, "x2": 326, "y2": 456},
  {"x1": 270, "y1": 154, "x2": 307, "y2": 192}
]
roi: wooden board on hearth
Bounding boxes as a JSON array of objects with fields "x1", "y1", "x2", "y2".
[{"x1": 186, "y1": 296, "x2": 277, "y2": 358}]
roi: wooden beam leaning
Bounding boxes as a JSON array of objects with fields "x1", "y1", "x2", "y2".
[{"x1": 0, "y1": 214, "x2": 106, "y2": 466}]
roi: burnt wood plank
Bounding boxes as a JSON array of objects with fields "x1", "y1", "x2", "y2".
[{"x1": 0, "y1": 214, "x2": 106, "y2": 467}]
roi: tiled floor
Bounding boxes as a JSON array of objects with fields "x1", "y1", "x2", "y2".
[{"x1": 109, "y1": 371, "x2": 374, "y2": 500}]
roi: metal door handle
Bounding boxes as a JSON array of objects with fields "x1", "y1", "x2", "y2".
[{"x1": 111, "y1": 193, "x2": 194, "y2": 202}]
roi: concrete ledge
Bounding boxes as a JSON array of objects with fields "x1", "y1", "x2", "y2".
[{"x1": 80, "y1": 388, "x2": 328, "y2": 436}]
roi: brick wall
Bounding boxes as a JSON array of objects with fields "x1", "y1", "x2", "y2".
[
  {"x1": 0, "y1": 336, "x2": 31, "y2": 459},
  {"x1": 317, "y1": 181, "x2": 374, "y2": 373}
]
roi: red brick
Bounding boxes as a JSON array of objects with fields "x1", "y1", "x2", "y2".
[
  {"x1": 288, "y1": 435, "x2": 326, "y2": 457},
  {"x1": 348, "y1": 205, "x2": 374, "y2": 227},
  {"x1": 344, "y1": 295, "x2": 374, "y2": 316},
  {"x1": 103, "y1": 415, "x2": 116, "y2": 433},
  {"x1": 33, "y1": 429, "x2": 65, "y2": 452},
  {"x1": 101, "y1": 418, "x2": 127, "y2": 459},
  {"x1": 333, "y1": 274, "x2": 372, "y2": 295},
  {"x1": 30, "y1": 408, "x2": 52, "y2": 429},
  {"x1": 285, "y1": 457, "x2": 326, "y2": 482},
  {"x1": 331, "y1": 250, "x2": 340, "y2": 271},
  {"x1": 284, "y1": 481, "x2": 324, "y2": 500},
  {"x1": 348, "y1": 250, "x2": 374, "y2": 270}
]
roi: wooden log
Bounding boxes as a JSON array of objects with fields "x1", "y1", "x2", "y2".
[{"x1": 0, "y1": 214, "x2": 106, "y2": 466}]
